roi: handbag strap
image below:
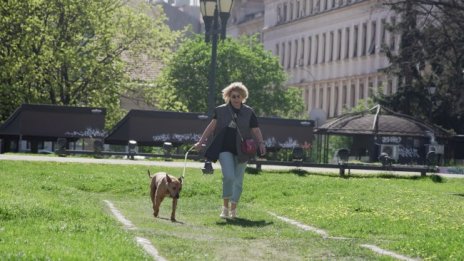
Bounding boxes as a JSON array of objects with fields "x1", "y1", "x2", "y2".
[{"x1": 228, "y1": 105, "x2": 244, "y2": 141}]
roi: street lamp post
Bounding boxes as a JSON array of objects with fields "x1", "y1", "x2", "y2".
[{"x1": 200, "y1": 0, "x2": 234, "y2": 116}]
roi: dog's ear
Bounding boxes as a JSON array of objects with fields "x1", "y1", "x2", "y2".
[
  {"x1": 178, "y1": 176, "x2": 183, "y2": 184},
  {"x1": 165, "y1": 174, "x2": 172, "y2": 183}
]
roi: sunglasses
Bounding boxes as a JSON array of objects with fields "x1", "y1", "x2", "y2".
[{"x1": 231, "y1": 94, "x2": 241, "y2": 99}]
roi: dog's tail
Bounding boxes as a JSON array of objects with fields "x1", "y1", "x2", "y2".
[{"x1": 147, "y1": 169, "x2": 153, "y2": 178}]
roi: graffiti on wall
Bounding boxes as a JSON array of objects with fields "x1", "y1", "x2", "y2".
[
  {"x1": 65, "y1": 128, "x2": 107, "y2": 138},
  {"x1": 152, "y1": 133, "x2": 201, "y2": 143},
  {"x1": 398, "y1": 146, "x2": 420, "y2": 159},
  {"x1": 382, "y1": 136, "x2": 402, "y2": 144}
]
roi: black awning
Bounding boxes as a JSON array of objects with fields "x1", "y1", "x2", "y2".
[
  {"x1": 105, "y1": 110, "x2": 211, "y2": 146},
  {"x1": 0, "y1": 104, "x2": 106, "y2": 140},
  {"x1": 258, "y1": 117, "x2": 314, "y2": 148},
  {"x1": 105, "y1": 110, "x2": 315, "y2": 148}
]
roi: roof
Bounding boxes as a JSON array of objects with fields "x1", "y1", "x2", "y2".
[
  {"x1": 0, "y1": 104, "x2": 106, "y2": 139},
  {"x1": 315, "y1": 105, "x2": 450, "y2": 138},
  {"x1": 105, "y1": 109, "x2": 315, "y2": 148},
  {"x1": 105, "y1": 110, "x2": 210, "y2": 146}
]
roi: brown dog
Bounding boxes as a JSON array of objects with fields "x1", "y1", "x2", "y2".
[{"x1": 148, "y1": 170, "x2": 183, "y2": 222}]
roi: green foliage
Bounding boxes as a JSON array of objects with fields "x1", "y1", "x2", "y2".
[
  {"x1": 327, "y1": 135, "x2": 353, "y2": 161},
  {"x1": 0, "y1": 1, "x2": 181, "y2": 128},
  {"x1": 152, "y1": 35, "x2": 305, "y2": 117},
  {"x1": 381, "y1": 0, "x2": 464, "y2": 132}
]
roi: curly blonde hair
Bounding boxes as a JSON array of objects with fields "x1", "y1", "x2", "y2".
[{"x1": 222, "y1": 82, "x2": 249, "y2": 104}]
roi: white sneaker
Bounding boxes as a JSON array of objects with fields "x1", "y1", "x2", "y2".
[
  {"x1": 220, "y1": 207, "x2": 229, "y2": 219},
  {"x1": 230, "y1": 208, "x2": 237, "y2": 219}
]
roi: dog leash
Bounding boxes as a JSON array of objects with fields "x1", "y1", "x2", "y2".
[{"x1": 182, "y1": 145, "x2": 196, "y2": 179}]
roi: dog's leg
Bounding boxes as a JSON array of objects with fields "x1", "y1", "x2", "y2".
[
  {"x1": 150, "y1": 179, "x2": 157, "y2": 217},
  {"x1": 171, "y1": 198, "x2": 177, "y2": 222},
  {"x1": 153, "y1": 193, "x2": 165, "y2": 218}
]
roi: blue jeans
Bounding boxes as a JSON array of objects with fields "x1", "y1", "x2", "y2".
[{"x1": 218, "y1": 152, "x2": 247, "y2": 203}]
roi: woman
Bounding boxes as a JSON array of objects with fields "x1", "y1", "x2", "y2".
[{"x1": 195, "y1": 82, "x2": 266, "y2": 219}]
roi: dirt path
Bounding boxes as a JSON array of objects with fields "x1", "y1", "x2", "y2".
[{"x1": 1, "y1": 154, "x2": 462, "y2": 178}]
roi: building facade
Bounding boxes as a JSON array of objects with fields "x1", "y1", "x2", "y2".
[
  {"x1": 228, "y1": 0, "x2": 265, "y2": 40},
  {"x1": 231, "y1": 0, "x2": 400, "y2": 118}
]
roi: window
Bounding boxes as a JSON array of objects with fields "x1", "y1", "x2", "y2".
[
  {"x1": 380, "y1": 19, "x2": 387, "y2": 52},
  {"x1": 296, "y1": 1, "x2": 300, "y2": 19},
  {"x1": 319, "y1": 87, "x2": 324, "y2": 109},
  {"x1": 359, "y1": 83, "x2": 365, "y2": 100},
  {"x1": 350, "y1": 84, "x2": 356, "y2": 107},
  {"x1": 327, "y1": 87, "x2": 331, "y2": 115},
  {"x1": 307, "y1": 36, "x2": 312, "y2": 65},
  {"x1": 300, "y1": 38, "x2": 305, "y2": 66},
  {"x1": 290, "y1": 2, "x2": 294, "y2": 21},
  {"x1": 283, "y1": 3, "x2": 288, "y2": 22},
  {"x1": 353, "y1": 25, "x2": 358, "y2": 57},
  {"x1": 305, "y1": 88, "x2": 309, "y2": 111},
  {"x1": 301, "y1": 0, "x2": 306, "y2": 17},
  {"x1": 387, "y1": 79, "x2": 393, "y2": 95},
  {"x1": 281, "y1": 42, "x2": 286, "y2": 67},
  {"x1": 345, "y1": 27, "x2": 350, "y2": 59},
  {"x1": 334, "y1": 86, "x2": 339, "y2": 116},
  {"x1": 315, "y1": 0, "x2": 321, "y2": 13},
  {"x1": 277, "y1": 5, "x2": 283, "y2": 23},
  {"x1": 315, "y1": 35, "x2": 319, "y2": 64},
  {"x1": 390, "y1": 17, "x2": 397, "y2": 50},
  {"x1": 294, "y1": 39, "x2": 299, "y2": 68},
  {"x1": 368, "y1": 21, "x2": 377, "y2": 55},
  {"x1": 342, "y1": 85, "x2": 347, "y2": 108},
  {"x1": 368, "y1": 80, "x2": 374, "y2": 97},
  {"x1": 287, "y1": 41, "x2": 292, "y2": 69},
  {"x1": 378, "y1": 79, "x2": 384, "y2": 93},
  {"x1": 321, "y1": 33, "x2": 326, "y2": 63},
  {"x1": 337, "y1": 29, "x2": 342, "y2": 60},
  {"x1": 275, "y1": 44, "x2": 280, "y2": 57},
  {"x1": 312, "y1": 88, "x2": 317, "y2": 109},
  {"x1": 329, "y1": 31, "x2": 334, "y2": 62},
  {"x1": 361, "y1": 23, "x2": 367, "y2": 56}
]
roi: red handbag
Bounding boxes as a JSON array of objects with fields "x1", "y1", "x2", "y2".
[
  {"x1": 241, "y1": 138, "x2": 257, "y2": 155},
  {"x1": 229, "y1": 106, "x2": 257, "y2": 155}
]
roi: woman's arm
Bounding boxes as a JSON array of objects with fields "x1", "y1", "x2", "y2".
[
  {"x1": 194, "y1": 119, "x2": 217, "y2": 151},
  {"x1": 251, "y1": 127, "x2": 266, "y2": 156}
]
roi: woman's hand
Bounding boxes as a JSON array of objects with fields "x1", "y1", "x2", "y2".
[
  {"x1": 194, "y1": 142, "x2": 205, "y2": 152},
  {"x1": 258, "y1": 142, "x2": 266, "y2": 156}
]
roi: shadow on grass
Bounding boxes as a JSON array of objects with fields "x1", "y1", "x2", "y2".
[
  {"x1": 156, "y1": 216, "x2": 185, "y2": 224},
  {"x1": 216, "y1": 218, "x2": 273, "y2": 227},
  {"x1": 245, "y1": 167, "x2": 262, "y2": 175}
]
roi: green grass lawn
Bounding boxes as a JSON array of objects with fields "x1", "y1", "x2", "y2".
[{"x1": 1, "y1": 160, "x2": 463, "y2": 260}]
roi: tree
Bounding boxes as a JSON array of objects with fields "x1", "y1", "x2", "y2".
[
  {"x1": 0, "y1": 0, "x2": 181, "y2": 127},
  {"x1": 152, "y1": 35, "x2": 305, "y2": 118},
  {"x1": 379, "y1": 0, "x2": 464, "y2": 133}
]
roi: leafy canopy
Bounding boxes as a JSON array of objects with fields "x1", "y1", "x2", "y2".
[
  {"x1": 0, "y1": 0, "x2": 181, "y2": 128},
  {"x1": 379, "y1": 0, "x2": 464, "y2": 133},
  {"x1": 152, "y1": 35, "x2": 305, "y2": 118}
]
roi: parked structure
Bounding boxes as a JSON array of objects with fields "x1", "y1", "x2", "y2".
[
  {"x1": 0, "y1": 105, "x2": 314, "y2": 158},
  {"x1": 0, "y1": 104, "x2": 106, "y2": 153},
  {"x1": 315, "y1": 105, "x2": 451, "y2": 165},
  {"x1": 105, "y1": 109, "x2": 314, "y2": 149}
]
